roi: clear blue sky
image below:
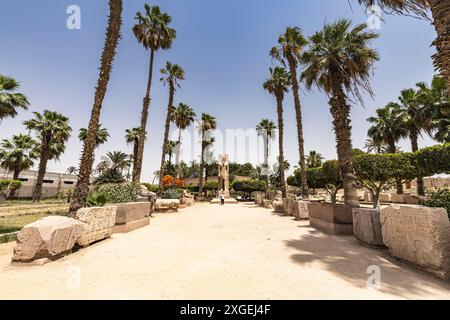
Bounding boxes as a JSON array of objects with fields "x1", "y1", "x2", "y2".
[{"x1": 0, "y1": 0, "x2": 437, "y2": 181}]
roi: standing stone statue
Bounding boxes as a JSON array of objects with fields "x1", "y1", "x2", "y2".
[{"x1": 218, "y1": 154, "x2": 230, "y2": 198}]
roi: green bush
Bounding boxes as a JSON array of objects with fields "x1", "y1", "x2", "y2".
[
  {"x1": 204, "y1": 181, "x2": 219, "y2": 191},
  {"x1": 0, "y1": 180, "x2": 22, "y2": 198},
  {"x1": 421, "y1": 188, "x2": 450, "y2": 217},
  {"x1": 141, "y1": 183, "x2": 159, "y2": 193},
  {"x1": 86, "y1": 192, "x2": 108, "y2": 207},
  {"x1": 415, "y1": 143, "x2": 450, "y2": 177},
  {"x1": 287, "y1": 175, "x2": 299, "y2": 187},
  {"x1": 232, "y1": 180, "x2": 267, "y2": 195},
  {"x1": 186, "y1": 184, "x2": 200, "y2": 193},
  {"x1": 97, "y1": 183, "x2": 140, "y2": 204},
  {"x1": 303, "y1": 161, "x2": 342, "y2": 203},
  {"x1": 161, "y1": 189, "x2": 182, "y2": 200}
]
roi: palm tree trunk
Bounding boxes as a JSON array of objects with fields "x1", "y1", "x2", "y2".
[
  {"x1": 329, "y1": 75, "x2": 359, "y2": 207},
  {"x1": 276, "y1": 94, "x2": 287, "y2": 198},
  {"x1": 199, "y1": 140, "x2": 205, "y2": 194},
  {"x1": 133, "y1": 139, "x2": 139, "y2": 170},
  {"x1": 159, "y1": 83, "x2": 175, "y2": 191},
  {"x1": 428, "y1": 0, "x2": 450, "y2": 93},
  {"x1": 287, "y1": 55, "x2": 308, "y2": 198},
  {"x1": 387, "y1": 138, "x2": 404, "y2": 195},
  {"x1": 133, "y1": 48, "x2": 155, "y2": 183},
  {"x1": 33, "y1": 135, "x2": 51, "y2": 203},
  {"x1": 409, "y1": 129, "x2": 425, "y2": 196},
  {"x1": 69, "y1": 0, "x2": 122, "y2": 215},
  {"x1": 8, "y1": 166, "x2": 21, "y2": 200}
]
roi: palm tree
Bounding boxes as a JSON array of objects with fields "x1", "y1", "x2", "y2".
[
  {"x1": 79, "y1": 124, "x2": 110, "y2": 147},
  {"x1": 0, "y1": 134, "x2": 38, "y2": 199},
  {"x1": 301, "y1": 20, "x2": 379, "y2": 207},
  {"x1": 172, "y1": 103, "x2": 196, "y2": 164},
  {"x1": 198, "y1": 113, "x2": 217, "y2": 194},
  {"x1": 24, "y1": 110, "x2": 72, "y2": 203},
  {"x1": 306, "y1": 151, "x2": 324, "y2": 169},
  {"x1": 0, "y1": 75, "x2": 29, "y2": 123},
  {"x1": 132, "y1": 4, "x2": 176, "y2": 183},
  {"x1": 398, "y1": 88, "x2": 430, "y2": 196},
  {"x1": 66, "y1": 166, "x2": 78, "y2": 175},
  {"x1": 357, "y1": 1, "x2": 450, "y2": 92},
  {"x1": 158, "y1": 62, "x2": 185, "y2": 191},
  {"x1": 125, "y1": 127, "x2": 146, "y2": 172},
  {"x1": 416, "y1": 75, "x2": 450, "y2": 143},
  {"x1": 256, "y1": 119, "x2": 277, "y2": 178},
  {"x1": 263, "y1": 67, "x2": 291, "y2": 198},
  {"x1": 270, "y1": 27, "x2": 309, "y2": 198},
  {"x1": 70, "y1": 0, "x2": 122, "y2": 214},
  {"x1": 367, "y1": 103, "x2": 408, "y2": 194},
  {"x1": 100, "y1": 151, "x2": 131, "y2": 175}
]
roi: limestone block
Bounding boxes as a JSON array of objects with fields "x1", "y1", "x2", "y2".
[
  {"x1": 293, "y1": 201, "x2": 309, "y2": 220},
  {"x1": 273, "y1": 200, "x2": 284, "y2": 213},
  {"x1": 364, "y1": 191, "x2": 373, "y2": 203},
  {"x1": 76, "y1": 206, "x2": 117, "y2": 247},
  {"x1": 263, "y1": 199, "x2": 273, "y2": 209},
  {"x1": 13, "y1": 216, "x2": 83, "y2": 262},
  {"x1": 391, "y1": 194, "x2": 420, "y2": 205},
  {"x1": 381, "y1": 205, "x2": 450, "y2": 279},
  {"x1": 115, "y1": 202, "x2": 151, "y2": 224},
  {"x1": 155, "y1": 199, "x2": 180, "y2": 213},
  {"x1": 379, "y1": 193, "x2": 392, "y2": 203},
  {"x1": 352, "y1": 208, "x2": 384, "y2": 247},
  {"x1": 308, "y1": 202, "x2": 353, "y2": 235}
]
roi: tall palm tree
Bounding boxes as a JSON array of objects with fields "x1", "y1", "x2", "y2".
[
  {"x1": 158, "y1": 62, "x2": 185, "y2": 191},
  {"x1": 79, "y1": 124, "x2": 110, "y2": 147},
  {"x1": 172, "y1": 103, "x2": 196, "y2": 164},
  {"x1": 256, "y1": 119, "x2": 277, "y2": 177},
  {"x1": 70, "y1": 0, "x2": 122, "y2": 214},
  {"x1": 166, "y1": 141, "x2": 179, "y2": 165},
  {"x1": 263, "y1": 67, "x2": 291, "y2": 198},
  {"x1": 0, "y1": 134, "x2": 38, "y2": 199},
  {"x1": 198, "y1": 113, "x2": 217, "y2": 194},
  {"x1": 0, "y1": 75, "x2": 29, "y2": 123},
  {"x1": 125, "y1": 127, "x2": 146, "y2": 172},
  {"x1": 270, "y1": 27, "x2": 309, "y2": 198},
  {"x1": 367, "y1": 103, "x2": 408, "y2": 194},
  {"x1": 301, "y1": 20, "x2": 379, "y2": 207},
  {"x1": 306, "y1": 151, "x2": 324, "y2": 169},
  {"x1": 357, "y1": 1, "x2": 450, "y2": 93},
  {"x1": 24, "y1": 110, "x2": 72, "y2": 203},
  {"x1": 100, "y1": 151, "x2": 131, "y2": 175},
  {"x1": 132, "y1": 4, "x2": 176, "y2": 183},
  {"x1": 398, "y1": 88, "x2": 430, "y2": 196}
]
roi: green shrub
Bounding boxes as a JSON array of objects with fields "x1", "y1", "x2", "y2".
[
  {"x1": 186, "y1": 184, "x2": 200, "y2": 193},
  {"x1": 232, "y1": 180, "x2": 267, "y2": 194},
  {"x1": 204, "y1": 181, "x2": 219, "y2": 191},
  {"x1": 421, "y1": 188, "x2": 450, "y2": 218},
  {"x1": 141, "y1": 183, "x2": 159, "y2": 193},
  {"x1": 287, "y1": 175, "x2": 299, "y2": 187},
  {"x1": 0, "y1": 180, "x2": 22, "y2": 198},
  {"x1": 97, "y1": 183, "x2": 140, "y2": 204},
  {"x1": 303, "y1": 161, "x2": 342, "y2": 203},
  {"x1": 161, "y1": 189, "x2": 182, "y2": 200},
  {"x1": 86, "y1": 192, "x2": 108, "y2": 207},
  {"x1": 415, "y1": 143, "x2": 450, "y2": 177}
]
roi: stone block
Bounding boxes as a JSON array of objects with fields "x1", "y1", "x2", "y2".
[
  {"x1": 308, "y1": 202, "x2": 353, "y2": 235},
  {"x1": 293, "y1": 201, "x2": 309, "y2": 220},
  {"x1": 76, "y1": 206, "x2": 117, "y2": 247},
  {"x1": 391, "y1": 194, "x2": 420, "y2": 205},
  {"x1": 113, "y1": 217, "x2": 150, "y2": 233},
  {"x1": 381, "y1": 205, "x2": 450, "y2": 280},
  {"x1": 379, "y1": 193, "x2": 392, "y2": 203},
  {"x1": 114, "y1": 202, "x2": 151, "y2": 233},
  {"x1": 263, "y1": 199, "x2": 273, "y2": 209},
  {"x1": 273, "y1": 200, "x2": 284, "y2": 213},
  {"x1": 155, "y1": 199, "x2": 180, "y2": 213},
  {"x1": 12, "y1": 216, "x2": 83, "y2": 262},
  {"x1": 352, "y1": 208, "x2": 384, "y2": 247}
]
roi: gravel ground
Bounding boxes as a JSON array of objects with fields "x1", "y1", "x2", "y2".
[{"x1": 0, "y1": 202, "x2": 449, "y2": 300}]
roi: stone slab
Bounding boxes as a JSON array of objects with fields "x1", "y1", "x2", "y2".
[
  {"x1": 309, "y1": 217, "x2": 354, "y2": 235},
  {"x1": 352, "y1": 208, "x2": 384, "y2": 247},
  {"x1": 113, "y1": 217, "x2": 150, "y2": 233},
  {"x1": 76, "y1": 206, "x2": 117, "y2": 247},
  {"x1": 115, "y1": 202, "x2": 151, "y2": 224}
]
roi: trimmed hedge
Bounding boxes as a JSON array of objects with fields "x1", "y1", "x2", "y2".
[
  {"x1": 96, "y1": 183, "x2": 141, "y2": 204},
  {"x1": 142, "y1": 183, "x2": 160, "y2": 193},
  {"x1": 0, "y1": 179, "x2": 22, "y2": 198},
  {"x1": 415, "y1": 143, "x2": 450, "y2": 177},
  {"x1": 232, "y1": 180, "x2": 267, "y2": 194},
  {"x1": 204, "y1": 181, "x2": 219, "y2": 191},
  {"x1": 421, "y1": 188, "x2": 450, "y2": 217},
  {"x1": 301, "y1": 161, "x2": 342, "y2": 203}
]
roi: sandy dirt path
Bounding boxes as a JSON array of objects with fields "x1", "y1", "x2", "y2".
[{"x1": 1, "y1": 203, "x2": 449, "y2": 300}]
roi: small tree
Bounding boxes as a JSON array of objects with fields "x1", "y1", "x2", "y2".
[
  {"x1": 303, "y1": 160, "x2": 342, "y2": 204},
  {"x1": 232, "y1": 180, "x2": 267, "y2": 198}
]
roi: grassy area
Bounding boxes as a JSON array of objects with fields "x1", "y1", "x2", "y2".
[
  {"x1": 0, "y1": 198, "x2": 67, "y2": 208},
  {"x1": 0, "y1": 210, "x2": 69, "y2": 235}
]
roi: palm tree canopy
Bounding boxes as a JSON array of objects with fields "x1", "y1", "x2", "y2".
[
  {"x1": 306, "y1": 150, "x2": 324, "y2": 168},
  {"x1": 160, "y1": 61, "x2": 185, "y2": 90},
  {"x1": 79, "y1": 124, "x2": 110, "y2": 146},
  {"x1": 0, "y1": 134, "x2": 39, "y2": 173},
  {"x1": 99, "y1": 151, "x2": 131, "y2": 173},
  {"x1": 24, "y1": 110, "x2": 72, "y2": 160},
  {"x1": 66, "y1": 166, "x2": 78, "y2": 175},
  {"x1": 398, "y1": 88, "x2": 432, "y2": 136},
  {"x1": 199, "y1": 113, "x2": 217, "y2": 134},
  {"x1": 256, "y1": 119, "x2": 277, "y2": 139},
  {"x1": 132, "y1": 4, "x2": 176, "y2": 51},
  {"x1": 270, "y1": 26, "x2": 308, "y2": 66},
  {"x1": 301, "y1": 20, "x2": 379, "y2": 103},
  {"x1": 367, "y1": 103, "x2": 408, "y2": 146},
  {"x1": 125, "y1": 127, "x2": 147, "y2": 144},
  {"x1": 172, "y1": 103, "x2": 196, "y2": 130},
  {"x1": 263, "y1": 67, "x2": 291, "y2": 98},
  {"x1": 356, "y1": 0, "x2": 429, "y2": 18},
  {"x1": 0, "y1": 75, "x2": 30, "y2": 121}
]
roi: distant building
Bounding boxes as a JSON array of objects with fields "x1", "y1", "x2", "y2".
[{"x1": 0, "y1": 168, "x2": 78, "y2": 199}]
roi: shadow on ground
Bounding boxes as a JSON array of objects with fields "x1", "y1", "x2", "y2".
[{"x1": 285, "y1": 229, "x2": 450, "y2": 298}]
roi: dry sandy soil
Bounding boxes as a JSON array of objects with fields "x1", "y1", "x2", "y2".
[{"x1": 1, "y1": 203, "x2": 449, "y2": 300}]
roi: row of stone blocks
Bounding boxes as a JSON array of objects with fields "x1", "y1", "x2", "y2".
[{"x1": 353, "y1": 205, "x2": 450, "y2": 280}]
